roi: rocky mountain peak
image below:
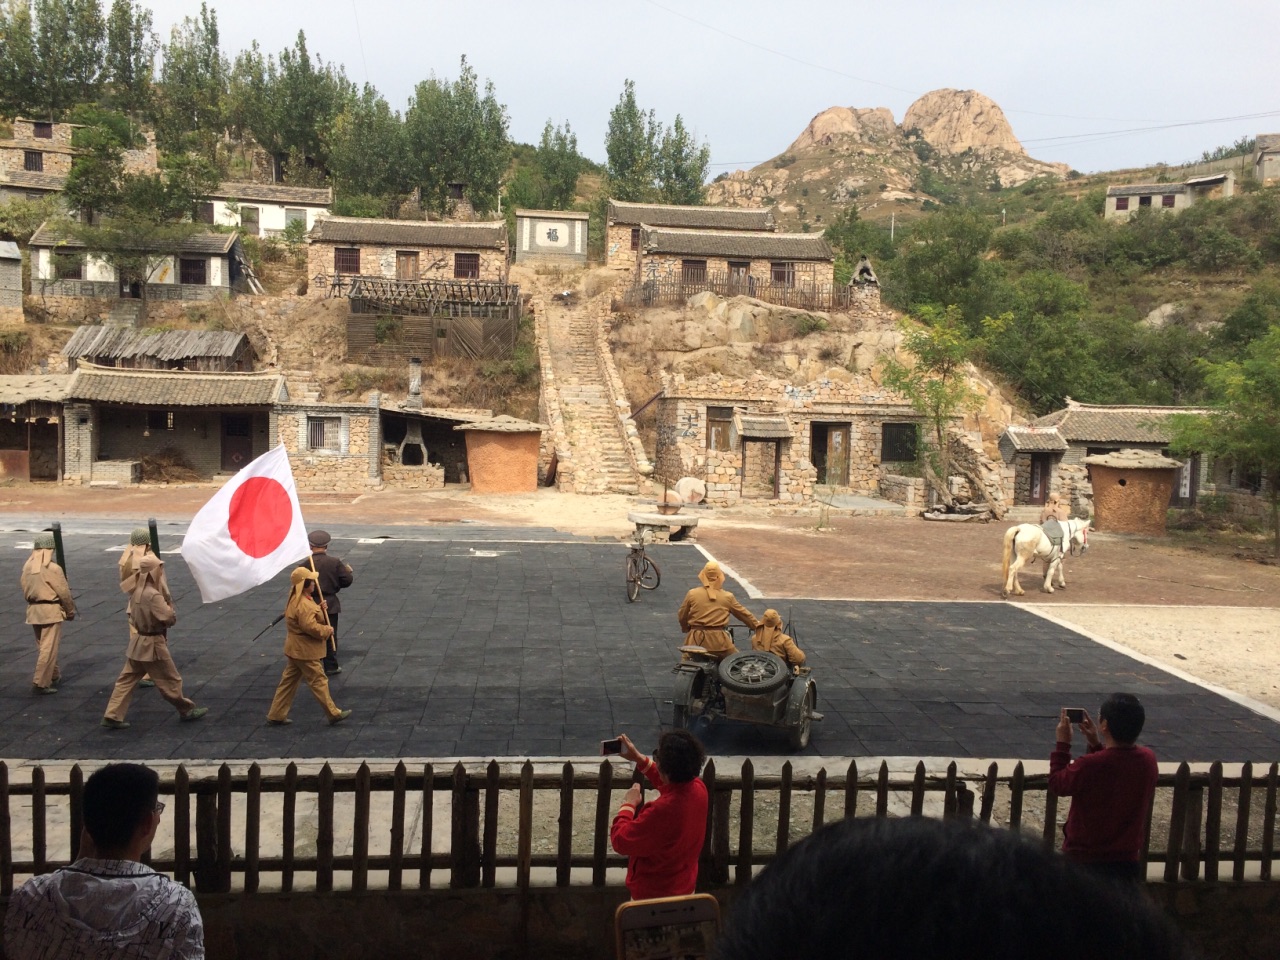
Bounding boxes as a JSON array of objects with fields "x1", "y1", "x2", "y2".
[
  {"x1": 902, "y1": 88, "x2": 1023, "y2": 157},
  {"x1": 788, "y1": 106, "x2": 898, "y2": 152}
]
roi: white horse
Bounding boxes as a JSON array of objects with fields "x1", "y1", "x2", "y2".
[{"x1": 1001, "y1": 518, "x2": 1090, "y2": 598}]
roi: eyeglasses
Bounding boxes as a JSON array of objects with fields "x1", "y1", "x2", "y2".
[{"x1": 154, "y1": 801, "x2": 166, "y2": 815}]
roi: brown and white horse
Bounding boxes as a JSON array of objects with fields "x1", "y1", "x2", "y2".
[{"x1": 1001, "y1": 518, "x2": 1090, "y2": 598}]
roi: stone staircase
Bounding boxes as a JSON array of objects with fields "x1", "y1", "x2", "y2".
[
  {"x1": 544, "y1": 302, "x2": 639, "y2": 495},
  {"x1": 282, "y1": 369, "x2": 323, "y2": 403}
]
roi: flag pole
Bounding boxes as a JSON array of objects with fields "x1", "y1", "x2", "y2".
[{"x1": 307, "y1": 553, "x2": 335, "y2": 648}]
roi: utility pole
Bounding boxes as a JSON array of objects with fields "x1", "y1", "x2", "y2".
[{"x1": 890, "y1": 212, "x2": 895, "y2": 242}]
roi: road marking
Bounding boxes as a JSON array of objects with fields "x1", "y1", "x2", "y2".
[{"x1": 695, "y1": 543, "x2": 763, "y2": 599}]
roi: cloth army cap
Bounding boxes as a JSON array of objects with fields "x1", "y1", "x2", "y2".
[
  {"x1": 130, "y1": 528, "x2": 151, "y2": 546},
  {"x1": 34, "y1": 532, "x2": 55, "y2": 549},
  {"x1": 308, "y1": 530, "x2": 331, "y2": 548}
]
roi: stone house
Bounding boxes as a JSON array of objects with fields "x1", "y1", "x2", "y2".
[
  {"x1": 1104, "y1": 172, "x2": 1235, "y2": 220},
  {"x1": 656, "y1": 372, "x2": 926, "y2": 506},
  {"x1": 0, "y1": 169, "x2": 66, "y2": 206},
  {"x1": 61, "y1": 364, "x2": 285, "y2": 483},
  {"x1": 0, "y1": 374, "x2": 67, "y2": 481},
  {"x1": 306, "y1": 217, "x2": 509, "y2": 292},
  {"x1": 1256, "y1": 134, "x2": 1280, "y2": 185},
  {"x1": 514, "y1": 209, "x2": 589, "y2": 265},
  {"x1": 0, "y1": 241, "x2": 21, "y2": 324},
  {"x1": 605, "y1": 200, "x2": 775, "y2": 270},
  {"x1": 28, "y1": 222, "x2": 242, "y2": 301},
  {"x1": 201, "y1": 182, "x2": 332, "y2": 237},
  {"x1": 636, "y1": 228, "x2": 835, "y2": 290},
  {"x1": 61, "y1": 327, "x2": 255, "y2": 372},
  {"x1": 999, "y1": 400, "x2": 1212, "y2": 513},
  {"x1": 0, "y1": 119, "x2": 156, "y2": 181},
  {"x1": 274, "y1": 397, "x2": 382, "y2": 491}
]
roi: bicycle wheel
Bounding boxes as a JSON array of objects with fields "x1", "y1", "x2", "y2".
[
  {"x1": 626, "y1": 554, "x2": 641, "y2": 602},
  {"x1": 638, "y1": 555, "x2": 661, "y2": 591}
]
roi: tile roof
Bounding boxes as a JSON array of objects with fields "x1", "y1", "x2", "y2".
[
  {"x1": 514, "y1": 209, "x2": 590, "y2": 220},
  {"x1": 381, "y1": 402, "x2": 491, "y2": 422},
  {"x1": 0, "y1": 375, "x2": 69, "y2": 403},
  {"x1": 1084, "y1": 449, "x2": 1183, "y2": 470},
  {"x1": 28, "y1": 222, "x2": 238, "y2": 255},
  {"x1": 608, "y1": 200, "x2": 775, "y2": 230},
  {"x1": 62, "y1": 327, "x2": 250, "y2": 362},
  {"x1": 1184, "y1": 173, "x2": 1231, "y2": 186},
  {"x1": 1255, "y1": 134, "x2": 1280, "y2": 154},
  {"x1": 0, "y1": 170, "x2": 67, "y2": 192},
  {"x1": 640, "y1": 227, "x2": 833, "y2": 261},
  {"x1": 308, "y1": 216, "x2": 507, "y2": 249},
  {"x1": 0, "y1": 241, "x2": 19, "y2": 261},
  {"x1": 1001, "y1": 425, "x2": 1068, "y2": 452},
  {"x1": 735, "y1": 411, "x2": 791, "y2": 439},
  {"x1": 1030, "y1": 402, "x2": 1212, "y2": 444},
  {"x1": 1106, "y1": 183, "x2": 1188, "y2": 197},
  {"x1": 65, "y1": 363, "x2": 284, "y2": 407},
  {"x1": 454, "y1": 414, "x2": 547, "y2": 432},
  {"x1": 210, "y1": 181, "x2": 333, "y2": 206}
]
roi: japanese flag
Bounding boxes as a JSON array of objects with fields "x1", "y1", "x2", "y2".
[{"x1": 180, "y1": 445, "x2": 311, "y2": 603}]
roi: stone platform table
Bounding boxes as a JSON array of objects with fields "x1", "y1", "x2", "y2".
[{"x1": 628, "y1": 511, "x2": 699, "y2": 543}]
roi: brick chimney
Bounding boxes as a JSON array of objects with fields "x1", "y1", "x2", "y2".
[{"x1": 406, "y1": 357, "x2": 422, "y2": 410}]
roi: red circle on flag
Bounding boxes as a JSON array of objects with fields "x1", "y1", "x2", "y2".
[{"x1": 227, "y1": 477, "x2": 293, "y2": 558}]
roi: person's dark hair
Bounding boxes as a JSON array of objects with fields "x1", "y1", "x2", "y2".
[
  {"x1": 714, "y1": 817, "x2": 1195, "y2": 960},
  {"x1": 83, "y1": 763, "x2": 159, "y2": 853},
  {"x1": 655, "y1": 729, "x2": 706, "y2": 783},
  {"x1": 1100, "y1": 692, "x2": 1146, "y2": 744}
]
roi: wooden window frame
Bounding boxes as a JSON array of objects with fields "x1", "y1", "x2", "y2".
[
  {"x1": 1114, "y1": 196, "x2": 1129, "y2": 211},
  {"x1": 334, "y1": 247, "x2": 360, "y2": 274},
  {"x1": 1161, "y1": 194, "x2": 1176, "y2": 208},
  {"x1": 448, "y1": 182, "x2": 466, "y2": 201},
  {"x1": 284, "y1": 207, "x2": 306, "y2": 227},
  {"x1": 33, "y1": 122, "x2": 53, "y2": 139},
  {"x1": 880, "y1": 422, "x2": 918, "y2": 462},
  {"x1": 630, "y1": 228, "x2": 641, "y2": 251},
  {"x1": 24, "y1": 151, "x2": 43, "y2": 172},
  {"x1": 681, "y1": 259, "x2": 707, "y2": 284},
  {"x1": 707, "y1": 406, "x2": 734, "y2": 452},
  {"x1": 146, "y1": 410, "x2": 175, "y2": 432},
  {"x1": 771, "y1": 261, "x2": 796, "y2": 286},
  {"x1": 240, "y1": 206, "x2": 260, "y2": 237},
  {"x1": 55, "y1": 256, "x2": 84, "y2": 281},
  {"x1": 195, "y1": 201, "x2": 215, "y2": 224},
  {"x1": 179, "y1": 257, "x2": 207, "y2": 285},
  {"x1": 454, "y1": 252, "x2": 480, "y2": 279},
  {"x1": 307, "y1": 416, "x2": 341, "y2": 452}
]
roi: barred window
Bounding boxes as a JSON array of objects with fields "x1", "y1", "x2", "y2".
[
  {"x1": 24, "y1": 151, "x2": 43, "y2": 172},
  {"x1": 881, "y1": 422, "x2": 918, "y2": 462},
  {"x1": 630, "y1": 228, "x2": 641, "y2": 251},
  {"x1": 771, "y1": 261, "x2": 795, "y2": 286},
  {"x1": 681, "y1": 259, "x2": 707, "y2": 283},
  {"x1": 33, "y1": 122, "x2": 53, "y2": 139},
  {"x1": 179, "y1": 258, "x2": 207, "y2": 285},
  {"x1": 147, "y1": 410, "x2": 174, "y2": 431},
  {"x1": 455, "y1": 253, "x2": 480, "y2": 279},
  {"x1": 307, "y1": 416, "x2": 340, "y2": 452},
  {"x1": 334, "y1": 247, "x2": 360, "y2": 274}
]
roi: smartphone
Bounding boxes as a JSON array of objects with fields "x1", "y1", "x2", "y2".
[
  {"x1": 1065, "y1": 707, "x2": 1086, "y2": 724},
  {"x1": 601, "y1": 738, "x2": 623, "y2": 756},
  {"x1": 615, "y1": 894, "x2": 720, "y2": 960}
]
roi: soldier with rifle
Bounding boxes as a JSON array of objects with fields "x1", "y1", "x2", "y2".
[{"x1": 20, "y1": 529, "x2": 75, "y2": 695}]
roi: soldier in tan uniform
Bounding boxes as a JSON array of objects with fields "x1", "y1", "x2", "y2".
[
  {"x1": 751, "y1": 609, "x2": 806, "y2": 670},
  {"x1": 267, "y1": 568, "x2": 352, "y2": 726},
  {"x1": 677, "y1": 560, "x2": 761, "y2": 661},
  {"x1": 20, "y1": 532, "x2": 75, "y2": 694},
  {"x1": 102, "y1": 554, "x2": 208, "y2": 729},
  {"x1": 1040, "y1": 493, "x2": 1070, "y2": 523},
  {"x1": 119, "y1": 527, "x2": 168, "y2": 688}
]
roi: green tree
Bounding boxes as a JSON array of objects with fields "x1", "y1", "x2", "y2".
[
  {"x1": 327, "y1": 84, "x2": 407, "y2": 202},
  {"x1": 888, "y1": 208, "x2": 1007, "y2": 331},
  {"x1": 604, "y1": 79, "x2": 659, "y2": 202},
  {"x1": 656, "y1": 115, "x2": 709, "y2": 204},
  {"x1": 62, "y1": 128, "x2": 220, "y2": 297},
  {"x1": 1214, "y1": 281, "x2": 1280, "y2": 351},
  {"x1": 0, "y1": 0, "x2": 40, "y2": 117},
  {"x1": 104, "y1": 0, "x2": 157, "y2": 116},
  {"x1": 153, "y1": 2, "x2": 226, "y2": 154},
  {"x1": 881, "y1": 305, "x2": 982, "y2": 509},
  {"x1": 1168, "y1": 327, "x2": 1280, "y2": 555},
  {"x1": 404, "y1": 56, "x2": 509, "y2": 216},
  {"x1": 30, "y1": 0, "x2": 105, "y2": 116},
  {"x1": 537, "y1": 120, "x2": 584, "y2": 209}
]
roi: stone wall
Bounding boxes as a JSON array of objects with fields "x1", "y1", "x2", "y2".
[
  {"x1": 605, "y1": 224, "x2": 640, "y2": 270},
  {"x1": 275, "y1": 403, "x2": 381, "y2": 491},
  {"x1": 0, "y1": 146, "x2": 72, "y2": 175},
  {"x1": 948, "y1": 431, "x2": 1013, "y2": 515},
  {"x1": 381, "y1": 461, "x2": 444, "y2": 489},
  {"x1": 880, "y1": 471, "x2": 926, "y2": 513},
  {"x1": 11, "y1": 120, "x2": 76, "y2": 145},
  {"x1": 593, "y1": 307, "x2": 652, "y2": 481},
  {"x1": 307, "y1": 242, "x2": 507, "y2": 294},
  {"x1": 463, "y1": 431, "x2": 540, "y2": 493},
  {"x1": 637, "y1": 253, "x2": 835, "y2": 287},
  {"x1": 0, "y1": 258, "x2": 21, "y2": 308}
]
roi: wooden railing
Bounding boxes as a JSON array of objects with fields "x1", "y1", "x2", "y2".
[{"x1": 1, "y1": 759, "x2": 1277, "y2": 895}]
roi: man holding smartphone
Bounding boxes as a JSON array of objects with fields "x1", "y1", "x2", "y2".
[
  {"x1": 609, "y1": 731, "x2": 708, "y2": 901},
  {"x1": 1049, "y1": 693, "x2": 1158, "y2": 882}
]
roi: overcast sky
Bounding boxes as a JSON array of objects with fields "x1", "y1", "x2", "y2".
[{"x1": 145, "y1": 0, "x2": 1280, "y2": 175}]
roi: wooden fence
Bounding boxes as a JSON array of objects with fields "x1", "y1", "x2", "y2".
[
  {"x1": 620, "y1": 274, "x2": 877, "y2": 312},
  {"x1": 2, "y1": 759, "x2": 1276, "y2": 895}
]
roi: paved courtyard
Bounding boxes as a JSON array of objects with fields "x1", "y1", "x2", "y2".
[{"x1": 3, "y1": 522, "x2": 1280, "y2": 763}]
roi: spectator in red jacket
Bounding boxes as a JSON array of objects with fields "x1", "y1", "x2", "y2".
[
  {"x1": 610, "y1": 730, "x2": 708, "y2": 901},
  {"x1": 1049, "y1": 693, "x2": 1158, "y2": 883}
]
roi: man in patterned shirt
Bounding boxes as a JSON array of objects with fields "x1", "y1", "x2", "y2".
[{"x1": 3, "y1": 763, "x2": 204, "y2": 959}]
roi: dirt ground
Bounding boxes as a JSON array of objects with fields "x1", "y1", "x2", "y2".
[{"x1": 4, "y1": 482, "x2": 1279, "y2": 711}]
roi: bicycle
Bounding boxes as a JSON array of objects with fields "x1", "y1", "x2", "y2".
[{"x1": 625, "y1": 538, "x2": 662, "y2": 602}]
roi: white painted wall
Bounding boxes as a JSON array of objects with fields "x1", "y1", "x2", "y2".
[{"x1": 213, "y1": 199, "x2": 328, "y2": 236}]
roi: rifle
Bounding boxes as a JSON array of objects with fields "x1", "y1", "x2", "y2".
[
  {"x1": 49, "y1": 522, "x2": 66, "y2": 573},
  {"x1": 148, "y1": 518, "x2": 160, "y2": 557},
  {"x1": 251, "y1": 614, "x2": 285, "y2": 643}
]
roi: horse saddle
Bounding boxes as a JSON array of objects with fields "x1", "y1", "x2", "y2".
[{"x1": 1041, "y1": 517, "x2": 1064, "y2": 553}]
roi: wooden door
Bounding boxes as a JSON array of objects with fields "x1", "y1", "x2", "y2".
[
  {"x1": 826, "y1": 425, "x2": 850, "y2": 486},
  {"x1": 1029, "y1": 454, "x2": 1050, "y2": 504},
  {"x1": 396, "y1": 251, "x2": 419, "y2": 281},
  {"x1": 221, "y1": 414, "x2": 253, "y2": 472}
]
